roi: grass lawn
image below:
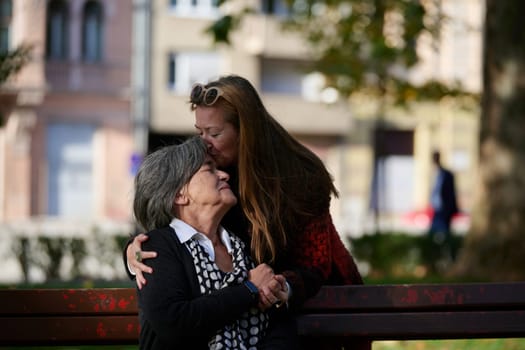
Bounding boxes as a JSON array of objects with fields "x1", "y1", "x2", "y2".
[{"x1": 373, "y1": 339, "x2": 525, "y2": 350}]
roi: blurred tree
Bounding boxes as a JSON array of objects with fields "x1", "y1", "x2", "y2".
[
  {"x1": 208, "y1": 0, "x2": 525, "y2": 279},
  {"x1": 454, "y1": 0, "x2": 525, "y2": 281},
  {"x1": 0, "y1": 44, "x2": 32, "y2": 125},
  {"x1": 0, "y1": 44, "x2": 31, "y2": 85},
  {"x1": 207, "y1": 0, "x2": 475, "y2": 106},
  {"x1": 207, "y1": 0, "x2": 477, "y2": 236}
]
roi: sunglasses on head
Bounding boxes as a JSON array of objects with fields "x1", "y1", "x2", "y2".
[{"x1": 190, "y1": 83, "x2": 224, "y2": 106}]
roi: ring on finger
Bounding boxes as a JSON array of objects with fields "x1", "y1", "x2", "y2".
[{"x1": 135, "y1": 250, "x2": 142, "y2": 263}]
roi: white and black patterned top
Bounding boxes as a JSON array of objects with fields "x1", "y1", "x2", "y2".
[{"x1": 184, "y1": 231, "x2": 269, "y2": 350}]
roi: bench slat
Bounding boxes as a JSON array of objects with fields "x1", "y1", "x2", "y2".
[
  {"x1": 3, "y1": 310, "x2": 523, "y2": 345},
  {"x1": 0, "y1": 316, "x2": 139, "y2": 345},
  {"x1": 297, "y1": 310, "x2": 525, "y2": 340},
  {"x1": 3, "y1": 282, "x2": 524, "y2": 315},
  {"x1": 0, "y1": 288, "x2": 138, "y2": 315},
  {"x1": 303, "y1": 282, "x2": 525, "y2": 311}
]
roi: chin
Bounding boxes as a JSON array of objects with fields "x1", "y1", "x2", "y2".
[{"x1": 227, "y1": 196, "x2": 238, "y2": 206}]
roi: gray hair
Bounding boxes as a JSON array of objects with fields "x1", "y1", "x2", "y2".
[{"x1": 133, "y1": 137, "x2": 208, "y2": 231}]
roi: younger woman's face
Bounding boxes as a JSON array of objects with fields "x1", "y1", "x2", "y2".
[{"x1": 194, "y1": 106, "x2": 239, "y2": 169}]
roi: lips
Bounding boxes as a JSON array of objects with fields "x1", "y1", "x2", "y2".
[
  {"x1": 219, "y1": 183, "x2": 230, "y2": 191},
  {"x1": 207, "y1": 147, "x2": 219, "y2": 157}
]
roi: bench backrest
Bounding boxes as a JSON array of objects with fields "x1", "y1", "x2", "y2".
[
  {"x1": 298, "y1": 282, "x2": 525, "y2": 340},
  {"x1": 0, "y1": 288, "x2": 138, "y2": 345},
  {"x1": 1, "y1": 282, "x2": 524, "y2": 346}
]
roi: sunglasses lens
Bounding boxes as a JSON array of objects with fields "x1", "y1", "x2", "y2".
[
  {"x1": 204, "y1": 88, "x2": 219, "y2": 105},
  {"x1": 191, "y1": 85, "x2": 204, "y2": 103}
]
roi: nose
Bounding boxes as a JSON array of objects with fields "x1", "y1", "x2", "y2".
[
  {"x1": 200, "y1": 135, "x2": 213, "y2": 149},
  {"x1": 217, "y1": 169, "x2": 229, "y2": 182}
]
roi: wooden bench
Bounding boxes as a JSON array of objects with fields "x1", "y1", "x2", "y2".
[{"x1": 1, "y1": 282, "x2": 524, "y2": 346}]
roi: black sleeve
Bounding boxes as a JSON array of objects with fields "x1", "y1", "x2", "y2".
[
  {"x1": 282, "y1": 267, "x2": 323, "y2": 311},
  {"x1": 138, "y1": 228, "x2": 257, "y2": 345}
]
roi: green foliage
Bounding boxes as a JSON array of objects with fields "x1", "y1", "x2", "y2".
[
  {"x1": 205, "y1": 6, "x2": 253, "y2": 44},
  {"x1": 206, "y1": 0, "x2": 476, "y2": 105},
  {"x1": 70, "y1": 238, "x2": 87, "y2": 277},
  {"x1": 205, "y1": 15, "x2": 237, "y2": 44},
  {"x1": 11, "y1": 237, "x2": 30, "y2": 283},
  {"x1": 349, "y1": 232, "x2": 466, "y2": 282},
  {"x1": 0, "y1": 44, "x2": 32, "y2": 84},
  {"x1": 38, "y1": 237, "x2": 68, "y2": 280}
]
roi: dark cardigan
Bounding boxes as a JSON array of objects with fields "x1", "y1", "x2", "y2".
[{"x1": 137, "y1": 226, "x2": 257, "y2": 350}]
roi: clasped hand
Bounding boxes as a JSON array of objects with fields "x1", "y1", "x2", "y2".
[{"x1": 248, "y1": 263, "x2": 289, "y2": 311}]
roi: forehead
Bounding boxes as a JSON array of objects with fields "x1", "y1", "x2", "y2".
[
  {"x1": 194, "y1": 106, "x2": 228, "y2": 127},
  {"x1": 201, "y1": 155, "x2": 216, "y2": 166}
]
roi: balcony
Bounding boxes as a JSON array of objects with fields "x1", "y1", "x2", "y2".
[{"x1": 150, "y1": 91, "x2": 351, "y2": 135}]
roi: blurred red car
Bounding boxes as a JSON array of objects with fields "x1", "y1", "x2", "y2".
[{"x1": 400, "y1": 206, "x2": 470, "y2": 232}]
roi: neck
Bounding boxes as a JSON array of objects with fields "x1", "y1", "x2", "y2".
[{"x1": 179, "y1": 207, "x2": 224, "y2": 243}]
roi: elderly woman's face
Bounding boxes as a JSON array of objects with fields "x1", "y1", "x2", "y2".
[
  {"x1": 183, "y1": 156, "x2": 237, "y2": 211},
  {"x1": 194, "y1": 106, "x2": 239, "y2": 169}
]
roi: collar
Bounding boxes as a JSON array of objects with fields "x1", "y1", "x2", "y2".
[{"x1": 169, "y1": 218, "x2": 233, "y2": 261}]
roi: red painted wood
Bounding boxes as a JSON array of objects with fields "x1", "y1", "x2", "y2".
[
  {"x1": 1, "y1": 282, "x2": 524, "y2": 345},
  {"x1": 0, "y1": 289, "x2": 140, "y2": 345},
  {"x1": 296, "y1": 310, "x2": 525, "y2": 339},
  {"x1": 0, "y1": 288, "x2": 138, "y2": 315},
  {"x1": 0, "y1": 316, "x2": 139, "y2": 345},
  {"x1": 302, "y1": 282, "x2": 525, "y2": 311}
]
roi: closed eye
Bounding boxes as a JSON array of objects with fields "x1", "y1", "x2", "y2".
[{"x1": 201, "y1": 160, "x2": 217, "y2": 173}]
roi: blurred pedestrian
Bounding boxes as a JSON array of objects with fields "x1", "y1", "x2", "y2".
[{"x1": 428, "y1": 151, "x2": 459, "y2": 268}]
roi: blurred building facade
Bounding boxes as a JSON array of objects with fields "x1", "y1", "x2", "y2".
[
  {"x1": 131, "y1": 0, "x2": 356, "y2": 243},
  {"x1": 0, "y1": 0, "x2": 483, "y2": 246},
  {"x1": 0, "y1": 0, "x2": 133, "y2": 236}
]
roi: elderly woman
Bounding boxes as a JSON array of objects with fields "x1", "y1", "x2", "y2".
[{"x1": 133, "y1": 137, "x2": 289, "y2": 350}]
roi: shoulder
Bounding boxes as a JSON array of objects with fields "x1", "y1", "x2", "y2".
[
  {"x1": 304, "y1": 210, "x2": 332, "y2": 229},
  {"x1": 143, "y1": 226, "x2": 180, "y2": 248},
  {"x1": 142, "y1": 226, "x2": 189, "y2": 267}
]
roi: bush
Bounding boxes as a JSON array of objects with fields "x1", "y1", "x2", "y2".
[
  {"x1": 349, "y1": 232, "x2": 464, "y2": 282},
  {"x1": 10, "y1": 232, "x2": 131, "y2": 283}
]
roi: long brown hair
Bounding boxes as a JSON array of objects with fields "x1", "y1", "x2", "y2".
[{"x1": 196, "y1": 75, "x2": 338, "y2": 264}]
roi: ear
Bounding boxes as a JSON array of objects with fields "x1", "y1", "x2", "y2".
[{"x1": 174, "y1": 190, "x2": 189, "y2": 205}]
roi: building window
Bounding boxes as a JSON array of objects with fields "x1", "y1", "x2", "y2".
[
  {"x1": 0, "y1": 28, "x2": 7, "y2": 54},
  {"x1": 370, "y1": 130, "x2": 415, "y2": 215},
  {"x1": 82, "y1": 0, "x2": 103, "y2": 62},
  {"x1": 260, "y1": 58, "x2": 339, "y2": 102},
  {"x1": 169, "y1": 0, "x2": 220, "y2": 18},
  {"x1": 168, "y1": 53, "x2": 177, "y2": 89},
  {"x1": 261, "y1": 0, "x2": 290, "y2": 17},
  {"x1": 47, "y1": 123, "x2": 95, "y2": 218},
  {"x1": 167, "y1": 52, "x2": 221, "y2": 92},
  {"x1": 0, "y1": 0, "x2": 12, "y2": 54},
  {"x1": 46, "y1": 0, "x2": 69, "y2": 60}
]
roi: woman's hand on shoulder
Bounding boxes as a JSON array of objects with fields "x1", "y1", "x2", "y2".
[{"x1": 126, "y1": 233, "x2": 158, "y2": 289}]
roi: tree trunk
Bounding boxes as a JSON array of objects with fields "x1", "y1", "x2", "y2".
[{"x1": 454, "y1": 0, "x2": 525, "y2": 281}]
